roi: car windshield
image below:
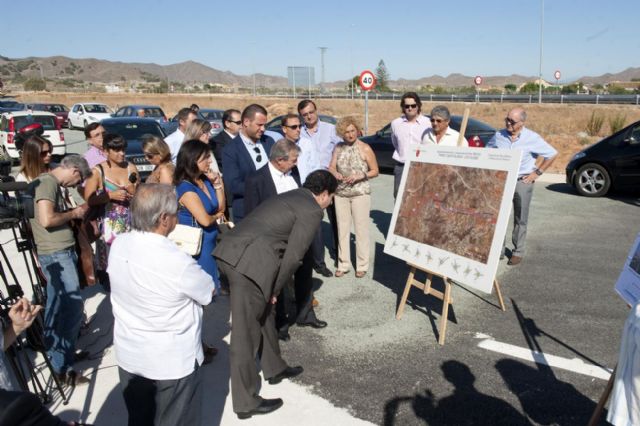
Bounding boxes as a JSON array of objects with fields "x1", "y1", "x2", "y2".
[
  {"x1": 14, "y1": 115, "x2": 57, "y2": 131},
  {"x1": 85, "y1": 104, "x2": 109, "y2": 113},
  {"x1": 142, "y1": 108, "x2": 164, "y2": 117},
  {"x1": 200, "y1": 110, "x2": 223, "y2": 120},
  {"x1": 48, "y1": 104, "x2": 68, "y2": 113},
  {"x1": 102, "y1": 122, "x2": 163, "y2": 140}
]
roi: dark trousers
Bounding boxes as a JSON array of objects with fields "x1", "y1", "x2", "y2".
[
  {"x1": 218, "y1": 261, "x2": 287, "y2": 413},
  {"x1": 118, "y1": 365, "x2": 202, "y2": 426},
  {"x1": 275, "y1": 249, "x2": 317, "y2": 332},
  {"x1": 393, "y1": 163, "x2": 404, "y2": 199},
  {"x1": 0, "y1": 390, "x2": 65, "y2": 426},
  {"x1": 312, "y1": 203, "x2": 338, "y2": 268}
]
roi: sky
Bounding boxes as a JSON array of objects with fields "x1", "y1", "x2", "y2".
[{"x1": 4, "y1": 0, "x2": 639, "y2": 84}]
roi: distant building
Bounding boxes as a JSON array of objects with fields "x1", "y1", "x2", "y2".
[{"x1": 105, "y1": 84, "x2": 122, "y2": 93}]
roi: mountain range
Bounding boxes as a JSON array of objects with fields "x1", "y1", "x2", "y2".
[{"x1": 0, "y1": 54, "x2": 638, "y2": 89}]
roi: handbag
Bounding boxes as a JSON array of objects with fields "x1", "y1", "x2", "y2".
[{"x1": 168, "y1": 223, "x2": 203, "y2": 256}]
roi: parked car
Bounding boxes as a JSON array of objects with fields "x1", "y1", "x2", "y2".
[
  {"x1": 0, "y1": 99, "x2": 25, "y2": 113},
  {"x1": 27, "y1": 103, "x2": 70, "y2": 128},
  {"x1": 566, "y1": 120, "x2": 640, "y2": 197},
  {"x1": 265, "y1": 114, "x2": 337, "y2": 136},
  {"x1": 0, "y1": 111, "x2": 66, "y2": 161},
  {"x1": 362, "y1": 115, "x2": 496, "y2": 171},
  {"x1": 163, "y1": 108, "x2": 224, "y2": 137},
  {"x1": 68, "y1": 103, "x2": 112, "y2": 130},
  {"x1": 112, "y1": 104, "x2": 168, "y2": 124},
  {"x1": 99, "y1": 117, "x2": 166, "y2": 180}
]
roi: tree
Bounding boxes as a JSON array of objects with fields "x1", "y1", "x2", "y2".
[
  {"x1": 345, "y1": 75, "x2": 360, "y2": 92},
  {"x1": 504, "y1": 84, "x2": 517, "y2": 93},
  {"x1": 518, "y1": 82, "x2": 540, "y2": 94},
  {"x1": 375, "y1": 59, "x2": 390, "y2": 92},
  {"x1": 23, "y1": 78, "x2": 46, "y2": 91}
]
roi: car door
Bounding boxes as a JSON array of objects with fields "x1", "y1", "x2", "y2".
[
  {"x1": 612, "y1": 124, "x2": 640, "y2": 188},
  {"x1": 69, "y1": 104, "x2": 79, "y2": 127}
]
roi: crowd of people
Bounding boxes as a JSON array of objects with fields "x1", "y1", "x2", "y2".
[{"x1": 0, "y1": 94, "x2": 559, "y2": 424}]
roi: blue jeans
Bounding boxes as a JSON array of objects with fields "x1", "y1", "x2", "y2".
[{"x1": 38, "y1": 248, "x2": 83, "y2": 374}]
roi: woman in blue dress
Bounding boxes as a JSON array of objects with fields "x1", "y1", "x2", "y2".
[{"x1": 174, "y1": 140, "x2": 226, "y2": 289}]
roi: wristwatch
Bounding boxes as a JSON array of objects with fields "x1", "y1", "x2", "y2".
[{"x1": 534, "y1": 168, "x2": 543, "y2": 176}]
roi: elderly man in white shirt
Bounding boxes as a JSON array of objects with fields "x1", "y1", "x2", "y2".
[
  {"x1": 165, "y1": 107, "x2": 198, "y2": 163},
  {"x1": 422, "y1": 105, "x2": 468, "y2": 147},
  {"x1": 108, "y1": 183, "x2": 215, "y2": 426}
]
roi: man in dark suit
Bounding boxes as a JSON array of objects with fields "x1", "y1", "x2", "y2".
[
  {"x1": 245, "y1": 139, "x2": 328, "y2": 342},
  {"x1": 214, "y1": 170, "x2": 337, "y2": 419},
  {"x1": 210, "y1": 108, "x2": 241, "y2": 167},
  {"x1": 222, "y1": 104, "x2": 275, "y2": 222}
]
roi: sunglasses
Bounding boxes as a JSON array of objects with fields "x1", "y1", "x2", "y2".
[
  {"x1": 253, "y1": 147, "x2": 262, "y2": 163},
  {"x1": 403, "y1": 104, "x2": 418, "y2": 110},
  {"x1": 505, "y1": 117, "x2": 521, "y2": 126},
  {"x1": 227, "y1": 120, "x2": 242, "y2": 125},
  {"x1": 284, "y1": 124, "x2": 302, "y2": 130},
  {"x1": 40, "y1": 150, "x2": 52, "y2": 157}
]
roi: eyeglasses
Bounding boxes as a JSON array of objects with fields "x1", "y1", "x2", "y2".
[
  {"x1": 301, "y1": 110, "x2": 316, "y2": 117},
  {"x1": 284, "y1": 124, "x2": 302, "y2": 130},
  {"x1": 40, "y1": 150, "x2": 52, "y2": 157},
  {"x1": 430, "y1": 118, "x2": 446, "y2": 123},
  {"x1": 144, "y1": 152, "x2": 155, "y2": 160},
  {"x1": 403, "y1": 104, "x2": 418, "y2": 110},
  {"x1": 228, "y1": 120, "x2": 242, "y2": 125},
  {"x1": 505, "y1": 117, "x2": 521, "y2": 126},
  {"x1": 253, "y1": 147, "x2": 262, "y2": 163}
]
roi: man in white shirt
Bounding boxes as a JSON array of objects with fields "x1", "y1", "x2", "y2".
[
  {"x1": 166, "y1": 107, "x2": 198, "y2": 163},
  {"x1": 108, "y1": 183, "x2": 216, "y2": 426},
  {"x1": 390, "y1": 92, "x2": 432, "y2": 198},
  {"x1": 422, "y1": 105, "x2": 468, "y2": 147},
  {"x1": 281, "y1": 113, "x2": 319, "y2": 184}
]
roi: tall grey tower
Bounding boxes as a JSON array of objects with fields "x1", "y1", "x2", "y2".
[{"x1": 318, "y1": 47, "x2": 327, "y2": 92}]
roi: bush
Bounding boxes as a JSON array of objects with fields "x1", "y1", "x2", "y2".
[
  {"x1": 23, "y1": 78, "x2": 46, "y2": 91},
  {"x1": 585, "y1": 111, "x2": 605, "y2": 136},
  {"x1": 608, "y1": 113, "x2": 626, "y2": 134}
]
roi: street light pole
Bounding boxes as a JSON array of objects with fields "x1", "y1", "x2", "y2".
[{"x1": 538, "y1": 0, "x2": 544, "y2": 104}]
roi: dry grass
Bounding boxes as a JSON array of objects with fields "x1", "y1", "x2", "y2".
[{"x1": 13, "y1": 92, "x2": 640, "y2": 173}]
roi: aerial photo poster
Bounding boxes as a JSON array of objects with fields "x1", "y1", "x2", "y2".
[
  {"x1": 384, "y1": 145, "x2": 522, "y2": 293},
  {"x1": 614, "y1": 232, "x2": 640, "y2": 306}
]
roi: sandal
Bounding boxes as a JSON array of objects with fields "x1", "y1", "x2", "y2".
[
  {"x1": 355, "y1": 271, "x2": 366, "y2": 278},
  {"x1": 334, "y1": 270, "x2": 349, "y2": 277}
]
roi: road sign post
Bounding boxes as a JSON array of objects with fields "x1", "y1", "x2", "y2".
[
  {"x1": 554, "y1": 70, "x2": 561, "y2": 92},
  {"x1": 359, "y1": 70, "x2": 376, "y2": 134},
  {"x1": 474, "y1": 76, "x2": 483, "y2": 104}
]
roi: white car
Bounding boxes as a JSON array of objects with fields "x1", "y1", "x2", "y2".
[
  {"x1": 68, "y1": 103, "x2": 112, "y2": 130},
  {"x1": 0, "y1": 111, "x2": 66, "y2": 160}
]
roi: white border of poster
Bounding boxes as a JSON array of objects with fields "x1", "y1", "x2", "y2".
[
  {"x1": 614, "y1": 232, "x2": 640, "y2": 306},
  {"x1": 384, "y1": 145, "x2": 522, "y2": 294}
]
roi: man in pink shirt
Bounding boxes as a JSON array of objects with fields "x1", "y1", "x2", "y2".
[
  {"x1": 83, "y1": 122, "x2": 107, "y2": 168},
  {"x1": 390, "y1": 92, "x2": 431, "y2": 199}
]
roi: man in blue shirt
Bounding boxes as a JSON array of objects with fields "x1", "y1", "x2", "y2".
[{"x1": 487, "y1": 107, "x2": 557, "y2": 265}]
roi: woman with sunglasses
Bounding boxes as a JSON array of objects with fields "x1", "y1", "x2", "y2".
[
  {"x1": 183, "y1": 118, "x2": 221, "y2": 174},
  {"x1": 84, "y1": 134, "x2": 139, "y2": 282},
  {"x1": 15, "y1": 135, "x2": 54, "y2": 183},
  {"x1": 329, "y1": 116, "x2": 379, "y2": 279},
  {"x1": 141, "y1": 135, "x2": 174, "y2": 184}
]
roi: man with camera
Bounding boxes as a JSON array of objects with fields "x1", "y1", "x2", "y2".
[{"x1": 30, "y1": 155, "x2": 92, "y2": 386}]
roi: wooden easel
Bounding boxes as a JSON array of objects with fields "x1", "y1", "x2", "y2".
[{"x1": 395, "y1": 263, "x2": 505, "y2": 345}]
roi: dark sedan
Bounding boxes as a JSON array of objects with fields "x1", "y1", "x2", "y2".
[
  {"x1": 0, "y1": 100, "x2": 24, "y2": 113},
  {"x1": 362, "y1": 115, "x2": 496, "y2": 171},
  {"x1": 566, "y1": 120, "x2": 640, "y2": 197},
  {"x1": 100, "y1": 117, "x2": 166, "y2": 180}
]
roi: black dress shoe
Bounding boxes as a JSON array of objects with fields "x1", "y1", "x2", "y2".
[
  {"x1": 314, "y1": 265, "x2": 333, "y2": 277},
  {"x1": 74, "y1": 350, "x2": 91, "y2": 362},
  {"x1": 236, "y1": 397, "x2": 283, "y2": 419},
  {"x1": 278, "y1": 330, "x2": 291, "y2": 341},
  {"x1": 297, "y1": 319, "x2": 328, "y2": 329},
  {"x1": 267, "y1": 366, "x2": 303, "y2": 385}
]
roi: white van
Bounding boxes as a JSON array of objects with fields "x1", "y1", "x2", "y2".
[{"x1": 0, "y1": 111, "x2": 66, "y2": 160}]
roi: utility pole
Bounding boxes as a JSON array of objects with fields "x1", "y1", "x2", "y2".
[
  {"x1": 538, "y1": 0, "x2": 544, "y2": 104},
  {"x1": 318, "y1": 47, "x2": 327, "y2": 93}
]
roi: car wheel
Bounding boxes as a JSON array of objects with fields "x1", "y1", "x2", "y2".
[
  {"x1": 574, "y1": 163, "x2": 611, "y2": 197},
  {"x1": 68, "y1": 120, "x2": 74, "y2": 130}
]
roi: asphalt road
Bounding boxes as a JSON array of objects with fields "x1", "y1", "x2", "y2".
[{"x1": 276, "y1": 174, "x2": 639, "y2": 425}]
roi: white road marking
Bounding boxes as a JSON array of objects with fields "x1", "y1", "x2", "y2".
[{"x1": 475, "y1": 335, "x2": 612, "y2": 380}]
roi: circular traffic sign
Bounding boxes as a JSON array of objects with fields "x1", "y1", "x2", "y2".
[
  {"x1": 359, "y1": 70, "x2": 376, "y2": 91},
  {"x1": 474, "y1": 76, "x2": 483, "y2": 86},
  {"x1": 554, "y1": 70, "x2": 561, "y2": 80}
]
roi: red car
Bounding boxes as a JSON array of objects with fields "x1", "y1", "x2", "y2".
[{"x1": 27, "y1": 103, "x2": 70, "y2": 128}]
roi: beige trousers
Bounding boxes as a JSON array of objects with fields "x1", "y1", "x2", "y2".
[{"x1": 334, "y1": 194, "x2": 371, "y2": 273}]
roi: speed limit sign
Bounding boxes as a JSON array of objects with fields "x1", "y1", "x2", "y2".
[
  {"x1": 554, "y1": 70, "x2": 561, "y2": 80},
  {"x1": 474, "y1": 75, "x2": 483, "y2": 86},
  {"x1": 359, "y1": 70, "x2": 376, "y2": 91}
]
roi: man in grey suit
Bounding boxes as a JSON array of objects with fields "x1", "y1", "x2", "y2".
[{"x1": 213, "y1": 170, "x2": 337, "y2": 419}]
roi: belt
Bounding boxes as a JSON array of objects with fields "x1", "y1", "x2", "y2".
[
  {"x1": 517, "y1": 175, "x2": 535, "y2": 183},
  {"x1": 394, "y1": 160, "x2": 404, "y2": 167}
]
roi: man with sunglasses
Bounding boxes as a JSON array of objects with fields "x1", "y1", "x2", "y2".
[
  {"x1": 211, "y1": 109, "x2": 241, "y2": 165},
  {"x1": 487, "y1": 107, "x2": 557, "y2": 266},
  {"x1": 222, "y1": 104, "x2": 275, "y2": 222},
  {"x1": 83, "y1": 122, "x2": 107, "y2": 168},
  {"x1": 391, "y1": 92, "x2": 432, "y2": 199},
  {"x1": 422, "y1": 105, "x2": 467, "y2": 147}
]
